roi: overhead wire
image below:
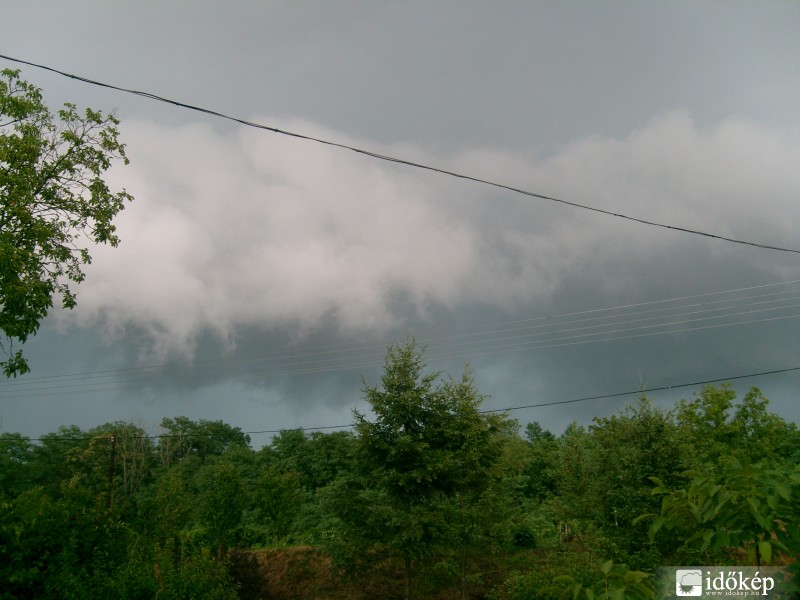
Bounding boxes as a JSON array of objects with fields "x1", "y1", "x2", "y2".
[
  {"x1": 4, "y1": 279, "x2": 798, "y2": 387},
  {"x1": 3, "y1": 284, "x2": 800, "y2": 389},
  {"x1": 1, "y1": 59, "x2": 798, "y2": 433},
  {"x1": 1, "y1": 53, "x2": 798, "y2": 255},
  {"x1": 2, "y1": 281, "x2": 800, "y2": 399},
  {"x1": 5, "y1": 364, "x2": 800, "y2": 444},
  {"x1": 2, "y1": 309, "x2": 798, "y2": 399}
]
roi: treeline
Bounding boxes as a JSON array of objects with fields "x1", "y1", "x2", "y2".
[{"x1": 1, "y1": 340, "x2": 799, "y2": 599}]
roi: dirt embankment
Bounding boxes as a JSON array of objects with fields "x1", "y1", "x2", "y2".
[
  {"x1": 229, "y1": 547, "x2": 400, "y2": 600},
  {"x1": 228, "y1": 547, "x2": 502, "y2": 600}
]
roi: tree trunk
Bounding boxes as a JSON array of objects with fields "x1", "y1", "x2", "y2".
[
  {"x1": 460, "y1": 492, "x2": 467, "y2": 600},
  {"x1": 404, "y1": 552, "x2": 412, "y2": 600},
  {"x1": 460, "y1": 553, "x2": 467, "y2": 600}
]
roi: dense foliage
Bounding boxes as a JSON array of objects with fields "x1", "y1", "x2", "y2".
[
  {"x1": 0, "y1": 342, "x2": 798, "y2": 599},
  {"x1": 0, "y1": 69, "x2": 132, "y2": 376}
]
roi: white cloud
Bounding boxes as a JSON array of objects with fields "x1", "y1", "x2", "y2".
[{"x1": 64, "y1": 114, "x2": 800, "y2": 360}]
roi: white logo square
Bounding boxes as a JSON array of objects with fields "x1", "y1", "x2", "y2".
[{"x1": 676, "y1": 569, "x2": 703, "y2": 596}]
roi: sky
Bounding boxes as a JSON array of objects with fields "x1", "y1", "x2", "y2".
[{"x1": 1, "y1": 1, "x2": 799, "y2": 447}]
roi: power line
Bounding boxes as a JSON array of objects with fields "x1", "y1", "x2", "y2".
[
  {"x1": 0, "y1": 280, "x2": 800, "y2": 392},
  {"x1": 453, "y1": 280, "x2": 800, "y2": 333},
  {"x1": 2, "y1": 280, "x2": 799, "y2": 398},
  {"x1": 1, "y1": 54, "x2": 798, "y2": 255},
  {"x1": 481, "y1": 366, "x2": 800, "y2": 413},
  {"x1": 5, "y1": 364, "x2": 799, "y2": 443},
  {"x1": 1, "y1": 309, "x2": 797, "y2": 400}
]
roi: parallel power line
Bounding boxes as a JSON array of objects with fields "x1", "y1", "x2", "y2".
[
  {"x1": 1, "y1": 54, "x2": 798, "y2": 255},
  {"x1": 4, "y1": 364, "x2": 800, "y2": 444},
  {"x1": 1, "y1": 280, "x2": 800, "y2": 399}
]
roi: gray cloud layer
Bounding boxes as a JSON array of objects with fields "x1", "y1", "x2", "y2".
[
  {"x1": 2, "y1": 1, "x2": 799, "y2": 440},
  {"x1": 62, "y1": 112, "x2": 799, "y2": 363}
]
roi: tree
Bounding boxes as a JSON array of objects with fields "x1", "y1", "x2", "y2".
[
  {"x1": 675, "y1": 385, "x2": 791, "y2": 469},
  {"x1": 520, "y1": 421, "x2": 559, "y2": 502},
  {"x1": 196, "y1": 459, "x2": 246, "y2": 557},
  {"x1": 552, "y1": 421, "x2": 596, "y2": 540},
  {"x1": 587, "y1": 398, "x2": 683, "y2": 567},
  {"x1": 266, "y1": 428, "x2": 357, "y2": 493},
  {"x1": 0, "y1": 69, "x2": 133, "y2": 376},
  {"x1": 255, "y1": 466, "x2": 306, "y2": 541},
  {"x1": 542, "y1": 559, "x2": 654, "y2": 600},
  {"x1": 0, "y1": 432, "x2": 34, "y2": 498},
  {"x1": 552, "y1": 398, "x2": 683, "y2": 569},
  {"x1": 157, "y1": 417, "x2": 250, "y2": 465},
  {"x1": 27, "y1": 425, "x2": 91, "y2": 498},
  {"x1": 639, "y1": 459, "x2": 800, "y2": 567},
  {"x1": 331, "y1": 339, "x2": 508, "y2": 600},
  {"x1": 437, "y1": 371, "x2": 516, "y2": 599},
  {"x1": 0, "y1": 485, "x2": 129, "y2": 599}
]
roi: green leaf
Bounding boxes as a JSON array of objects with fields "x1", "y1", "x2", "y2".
[
  {"x1": 609, "y1": 589, "x2": 626, "y2": 600},
  {"x1": 745, "y1": 497, "x2": 763, "y2": 519},
  {"x1": 1, "y1": 350, "x2": 30, "y2": 378},
  {"x1": 774, "y1": 483, "x2": 791, "y2": 501},
  {"x1": 632, "y1": 513, "x2": 657, "y2": 526},
  {"x1": 701, "y1": 529, "x2": 714, "y2": 550},
  {"x1": 571, "y1": 582, "x2": 583, "y2": 600},
  {"x1": 766, "y1": 493, "x2": 778, "y2": 511},
  {"x1": 0, "y1": 70, "x2": 132, "y2": 377},
  {"x1": 600, "y1": 559, "x2": 613, "y2": 576},
  {"x1": 648, "y1": 516, "x2": 666, "y2": 542},
  {"x1": 758, "y1": 540, "x2": 772, "y2": 564}
]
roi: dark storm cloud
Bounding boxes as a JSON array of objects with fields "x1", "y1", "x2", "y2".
[
  {"x1": 56, "y1": 112, "x2": 797, "y2": 355},
  {"x1": 4, "y1": 110, "x2": 800, "y2": 437},
  {"x1": 1, "y1": 1, "x2": 798, "y2": 440}
]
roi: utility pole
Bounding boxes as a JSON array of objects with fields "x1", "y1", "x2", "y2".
[{"x1": 107, "y1": 433, "x2": 117, "y2": 510}]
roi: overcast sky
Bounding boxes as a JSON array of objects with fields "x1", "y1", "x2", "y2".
[{"x1": 1, "y1": 1, "x2": 799, "y2": 446}]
